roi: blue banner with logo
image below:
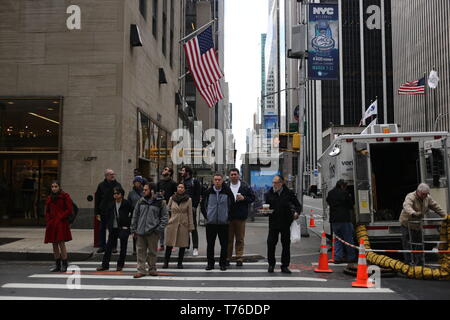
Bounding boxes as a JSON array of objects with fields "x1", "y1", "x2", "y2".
[{"x1": 308, "y1": 4, "x2": 339, "y2": 80}]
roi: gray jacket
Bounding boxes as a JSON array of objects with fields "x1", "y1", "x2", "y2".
[
  {"x1": 201, "y1": 186, "x2": 235, "y2": 225},
  {"x1": 131, "y1": 196, "x2": 168, "y2": 236}
]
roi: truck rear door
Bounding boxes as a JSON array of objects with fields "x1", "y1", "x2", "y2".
[{"x1": 353, "y1": 141, "x2": 372, "y2": 224}]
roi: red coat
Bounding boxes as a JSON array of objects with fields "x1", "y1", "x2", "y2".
[{"x1": 44, "y1": 192, "x2": 73, "y2": 244}]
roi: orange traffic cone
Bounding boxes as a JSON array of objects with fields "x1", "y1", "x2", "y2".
[
  {"x1": 309, "y1": 211, "x2": 317, "y2": 228},
  {"x1": 314, "y1": 232, "x2": 333, "y2": 273},
  {"x1": 329, "y1": 233, "x2": 336, "y2": 263},
  {"x1": 352, "y1": 239, "x2": 374, "y2": 288}
]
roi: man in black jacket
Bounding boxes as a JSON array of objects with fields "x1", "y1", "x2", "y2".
[
  {"x1": 181, "y1": 166, "x2": 202, "y2": 256},
  {"x1": 326, "y1": 180, "x2": 357, "y2": 264},
  {"x1": 95, "y1": 169, "x2": 122, "y2": 253},
  {"x1": 96, "y1": 187, "x2": 132, "y2": 272},
  {"x1": 265, "y1": 175, "x2": 301, "y2": 274},
  {"x1": 225, "y1": 168, "x2": 255, "y2": 267}
]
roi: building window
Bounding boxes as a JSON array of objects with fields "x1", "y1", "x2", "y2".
[
  {"x1": 138, "y1": 110, "x2": 171, "y2": 182},
  {"x1": 169, "y1": 0, "x2": 174, "y2": 67},
  {"x1": 0, "y1": 98, "x2": 61, "y2": 225},
  {"x1": 152, "y1": 0, "x2": 158, "y2": 38},
  {"x1": 139, "y1": 0, "x2": 147, "y2": 20},
  {"x1": 162, "y1": 0, "x2": 167, "y2": 56}
]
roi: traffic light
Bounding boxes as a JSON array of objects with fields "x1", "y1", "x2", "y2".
[{"x1": 293, "y1": 133, "x2": 301, "y2": 150}]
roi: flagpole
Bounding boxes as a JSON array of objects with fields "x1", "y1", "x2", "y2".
[
  {"x1": 424, "y1": 72, "x2": 429, "y2": 132},
  {"x1": 432, "y1": 67, "x2": 438, "y2": 130},
  {"x1": 178, "y1": 19, "x2": 218, "y2": 44}
]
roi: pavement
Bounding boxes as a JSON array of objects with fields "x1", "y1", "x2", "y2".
[{"x1": 0, "y1": 214, "x2": 322, "y2": 263}]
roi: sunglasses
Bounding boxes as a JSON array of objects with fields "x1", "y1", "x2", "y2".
[{"x1": 113, "y1": 192, "x2": 121, "y2": 195}]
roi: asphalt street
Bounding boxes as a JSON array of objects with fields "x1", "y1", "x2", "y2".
[{"x1": 0, "y1": 197, "x2": 449, "y2": 301}]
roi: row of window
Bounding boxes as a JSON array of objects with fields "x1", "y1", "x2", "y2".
[{"x1": 139, "y1": 0, "x2": 176, "y2": 67}]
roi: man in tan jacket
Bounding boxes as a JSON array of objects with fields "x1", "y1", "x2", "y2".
[{"x1": 399, "y1": 183, "x2": 447, "y2": 265}]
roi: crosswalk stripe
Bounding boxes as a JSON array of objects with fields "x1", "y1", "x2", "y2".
[
  {"x1": 74, "y1": 268, "x2": 301, "y2": 273},
  {"x1": 2, "y1": 283, "x2": 394, "y2": 293},
  {"x1": 70, "y1": 262, "x2": 269, "y2": 266},
  {"x1": 29, "y1": 274, "x2": 327, "y2": 282}
]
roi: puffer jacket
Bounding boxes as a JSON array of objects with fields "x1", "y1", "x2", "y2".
[
  {"x1": 399, "y1": 191, "x2": 447, "y2": 229},
  {"x1": 131, "y1": 196, "x2": 168, "y2": 236}
]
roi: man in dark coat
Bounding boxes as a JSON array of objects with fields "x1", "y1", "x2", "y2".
[
  {"x1": 225, "y1": 168, "x2": 256, "y2": 267},
  {"x1": 94, "y1": 169, "x2": 122, "y2": 253},
  {"x1": 96, "y1": 187, "x2": 133, "y2": 272},
  {"x1": 181, "y1": 166, "x2": 202, "y2": 256},
  {"x1": 264, "y1": 175, "x2": 301, "y2": 274},
  {"x1": 326, "y1": 179, "x2": 357, "y2": 263}
]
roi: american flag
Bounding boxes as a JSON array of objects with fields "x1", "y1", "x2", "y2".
[
  {"x1": 184, "y1": 26, "x2": 224, "y2": 108},
  {"x1": 398, "y1": 77, "x2": 426, "y2": 95}
]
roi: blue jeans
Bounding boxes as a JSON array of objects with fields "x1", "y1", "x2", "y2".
[{"x1": 332, "y1": 222, "x2": 357, "y2": 261}]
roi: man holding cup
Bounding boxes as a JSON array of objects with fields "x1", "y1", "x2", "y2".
[
  {"x1": 225, "y1": 169, "x2": 256, "y2": 267},
  {"x1": 264, "y1": 175, "x2": 301, "y2": 274}
]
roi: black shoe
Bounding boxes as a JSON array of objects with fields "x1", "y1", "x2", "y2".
[
  {"x1": 236, "y1": 261, "x2": 243, "y2": 267},
  {"x1": 112, "y1": 248, "x2": 118, "y2": 254},
  {"x1": 220, "y1": 265, "x2": 227, "y2": 271},
  {"x1": 96, "y1": 266, "x2": 109, "y2": 272},
  {"x1": 162, "y1": 262, "x2": 169, "y2": 269},
  {"x1": 177, "y1": 263, "x2": 184, "y2": 269},
  {"x1": 96, "y1": 248, "x2": 105, "y2": 254},
  {"x1": 116, "y1": 267, "x2": 123, "y2": 272},
  {"x1": 281, "y1": 267, "x2": 292, "y2": 274},
  {"x1": 50, "y1": 259, "x2": 61, "y2": 272},
  {"x1": 205, "y1": 265, "x2": 214, "y2": 271},
  {"x1": 61, "y1": 260, "x2": 68, "y2": 273},
  {"x1": 225, "y1": 260, "x2": 231, "y2": 267},
  {"x1": 268, "y1": 265, "x2": 275, "y2": 273}
]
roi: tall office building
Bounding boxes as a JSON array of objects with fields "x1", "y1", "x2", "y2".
[
  {"x1": 392, "y1": 0, "x2": 450, "y2": 132},
  {"x1": 0, "y1": 0, "x2": 183, "y2": 227},
  {"x1": 286, "y1": 0, "x2": 394, "y2": 192}
]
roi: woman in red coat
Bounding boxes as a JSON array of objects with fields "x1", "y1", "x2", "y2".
[{"x1": 45, "y1": 181, "x2": 73, "y2": 272}]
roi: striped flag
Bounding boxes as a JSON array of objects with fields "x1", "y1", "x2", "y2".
[
  {"x1": 183, "y1": 26, "x2": 224, "y2": 108},
  {"x1": 398, "y1": 77, "x2": 426, "y2": 95}
]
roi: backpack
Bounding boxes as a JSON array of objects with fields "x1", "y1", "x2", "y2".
[{"x1": 68, "y1": 200, "x2": 79, "y2": 224}]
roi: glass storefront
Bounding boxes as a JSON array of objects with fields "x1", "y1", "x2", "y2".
[
  {"x1": 137, "y1": 110, "x2": 172, "y2": 183},
  {"x1": 0, "y1": 98, "x2": 61, "y2": 226}
]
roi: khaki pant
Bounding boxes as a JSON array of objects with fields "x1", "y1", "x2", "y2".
[
  {"x1": 136, "y1": 232, "x2": 159, "y2": 274},
  {"x1": 227, "y1": 220, "x2": 246, "y2": 262}
]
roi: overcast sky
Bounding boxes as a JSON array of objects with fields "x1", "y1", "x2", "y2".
[{"x1": 224, "y1": 0, "x2": 268, "y2": 169}]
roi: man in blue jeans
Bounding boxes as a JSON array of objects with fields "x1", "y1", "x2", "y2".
[{"x1": 326, "y1": 180, "x2": 357, "y2": 264}]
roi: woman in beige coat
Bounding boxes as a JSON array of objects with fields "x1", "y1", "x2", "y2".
[{"x1": 163, "y1": 184, "x2": 194, "y2": 269}]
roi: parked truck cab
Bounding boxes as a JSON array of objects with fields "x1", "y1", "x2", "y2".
[{"x1": 318, "y1": 125, "x2": 450, "y2": 243}]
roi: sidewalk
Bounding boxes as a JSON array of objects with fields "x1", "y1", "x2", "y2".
[{"x1": 0, "y1": 216, "x2": 321, "y2": 262}]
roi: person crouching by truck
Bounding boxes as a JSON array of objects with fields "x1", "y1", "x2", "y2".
[
  {"x1": 399, "y1": 183, "x2": 448, "y2": 265},
  {"x1": 326, "y1": 180, "x2": 357, "y2": 264}
]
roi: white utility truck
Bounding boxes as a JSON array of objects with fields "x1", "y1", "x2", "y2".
[{"x1": 318, "y1": 124, "x2": 450, "y2": 244}]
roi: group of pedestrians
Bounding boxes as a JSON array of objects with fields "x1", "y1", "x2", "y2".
[{"x1": 44, "y1": 165, "x2": 308, "y2": 276}]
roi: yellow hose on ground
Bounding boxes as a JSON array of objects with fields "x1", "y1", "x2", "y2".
[{"x1": 355, "y1": 216, "x2": 450, "y2": 280}]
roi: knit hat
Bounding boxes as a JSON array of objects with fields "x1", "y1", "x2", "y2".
[{"x1": 133, "y1": 176, "x2": 144, "y2": 184}]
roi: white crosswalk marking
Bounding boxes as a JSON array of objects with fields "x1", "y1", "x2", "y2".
[
  {"x1": 29, "y1": 274, "x2": 327, "y2": 282},
  {"x1": 0, "y1": 261, "x2": 397, "y2": 299},
  {"x1": 2, "y1": 283, "x2": 394, "y2": 293}
]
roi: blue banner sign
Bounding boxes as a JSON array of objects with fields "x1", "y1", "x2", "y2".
[{"x1": 308, "y1": 4, "x2": 339, "y2": 80}]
